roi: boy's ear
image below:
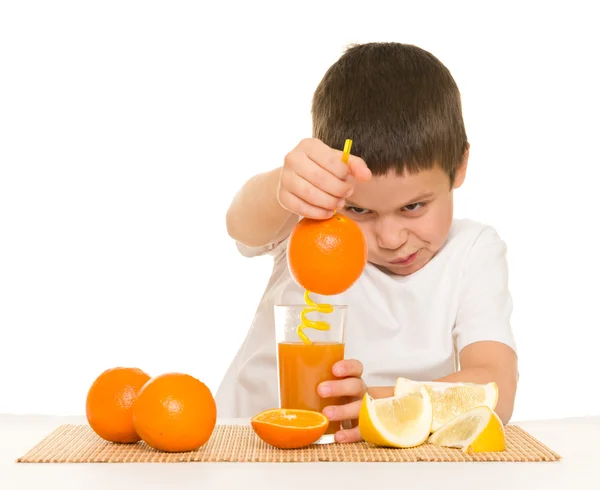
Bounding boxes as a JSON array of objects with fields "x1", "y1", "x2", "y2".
[{"x1": 453, "y1": 143, "x2": 470, "y2": 189}]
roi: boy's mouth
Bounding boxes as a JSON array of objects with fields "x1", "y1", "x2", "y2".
[{"x1": 389, "y1": 251, "x2": 419, "y2": 266}]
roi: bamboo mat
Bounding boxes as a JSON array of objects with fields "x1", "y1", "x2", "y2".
[{"x1": 16, "y1": 424, "x2": 561, "y2": 463}]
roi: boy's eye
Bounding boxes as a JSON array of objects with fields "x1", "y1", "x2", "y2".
[
  {"x1": 345, "y1": 206, "x2": 370, "y2": 215},
  {"x1": 403, "y1": 202, "x2": 424, "y2": 212}
]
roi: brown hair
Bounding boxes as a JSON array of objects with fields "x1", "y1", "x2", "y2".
[{"x1": 311, "y1": 42, "x2": 468, "y2": 185}]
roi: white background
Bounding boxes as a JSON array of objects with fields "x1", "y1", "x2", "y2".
[{"x1": 1, "y1": 1, "x2": 598, "y2": 421}]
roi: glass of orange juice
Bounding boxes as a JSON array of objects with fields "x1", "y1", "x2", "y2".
[{"x1": 274, "y1": 303, "x2": 348, "y2": 444}]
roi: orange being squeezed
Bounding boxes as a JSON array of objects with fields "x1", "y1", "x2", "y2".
[{"x1": 287, "y1": 140, "x2": 367, "y2": 300}]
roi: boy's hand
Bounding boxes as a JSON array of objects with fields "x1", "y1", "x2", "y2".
[
  {"x1": 318, "y1": 359, "x2": 367, "y2": 443},
  {"x1": 277, "y1": 138, "x2": 371, "y2": 220}
]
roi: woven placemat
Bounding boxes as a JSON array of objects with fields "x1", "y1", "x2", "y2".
[{"x1": 16, "y1": 424, "x2": 561, "y2": 463}]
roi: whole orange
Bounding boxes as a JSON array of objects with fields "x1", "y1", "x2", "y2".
[
  {"x1": 85, "y1": 367, "x2": 151, "y2": 443},
  {"x1": 132, "y1": 373, "x2": 217, "y2": 452},
  {"x1": 287, "y1": 214, "x2": 368, "y2": 295}
]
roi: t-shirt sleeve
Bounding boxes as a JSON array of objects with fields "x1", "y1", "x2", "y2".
[
  {"x1": 453, "y1": 226, "x2": 517, "y2": 355},
  {"x1": 235, "y1": 237, "x2": 288, "y2": 258}
]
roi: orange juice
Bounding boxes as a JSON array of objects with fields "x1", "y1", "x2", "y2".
[{"x1": 278, "y1": 341, "x2": 345, "y2": 434}]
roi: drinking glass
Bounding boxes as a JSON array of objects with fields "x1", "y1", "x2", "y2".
[{"x1": 274, "y1": 304, "x2": 347, "y2": 444}]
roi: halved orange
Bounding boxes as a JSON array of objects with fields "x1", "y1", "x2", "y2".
[{"x1": 250, "y1": 408, "x2": 329, "y2": 449}]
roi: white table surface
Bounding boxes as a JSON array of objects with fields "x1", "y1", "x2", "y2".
[{"x1": 1, "y1": 414, "x2": 599, "y2": 490}]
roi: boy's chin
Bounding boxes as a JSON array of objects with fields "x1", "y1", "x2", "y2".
[
  {"x1": 372, "y1": 255, "x2": 430, "y2": 276},
  {"x1": 385, "y1": 264, "x2": 423, "y2": 276}
]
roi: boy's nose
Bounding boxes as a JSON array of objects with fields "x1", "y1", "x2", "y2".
[{"x1": 375, "y1": 219, "x2": 409, "y2": 251}]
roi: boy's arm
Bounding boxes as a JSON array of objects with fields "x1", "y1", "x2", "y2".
[
  {"x1": 443, "y1": 225, "x2": 518, "y2": 424},
  {"x1": 226, "y1": 167, "x2": 297, "y2": 248},
  {"x1": 433, "y1": 341, "x2": 517, "y2": 424},
  {"x1": 367, "y1": 340, "x2": 517, "y2": 424}
]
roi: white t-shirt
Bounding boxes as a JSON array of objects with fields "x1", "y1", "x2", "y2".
[{"x1": 215, "y1": 218, "x2": 517, "y2": 418}]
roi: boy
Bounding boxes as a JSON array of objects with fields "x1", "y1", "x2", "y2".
[{"x1": 217, "y1": 42, "x2": 518, "y2": 443}]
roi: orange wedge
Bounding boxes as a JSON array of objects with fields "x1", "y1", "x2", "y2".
[{"x1": 250, "y1": 408, "x2": 329, "y2": 449}]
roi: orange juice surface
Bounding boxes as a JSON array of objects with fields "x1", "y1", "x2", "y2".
[{"x1": 278, "y1": 341, "x2": 345, "y2": 434}]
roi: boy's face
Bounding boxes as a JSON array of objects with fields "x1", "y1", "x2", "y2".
[{"x1": 340, "y1": 160, "x2": 467, "y2": 276}]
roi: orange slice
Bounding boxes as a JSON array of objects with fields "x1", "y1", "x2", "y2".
[
  {"x1": 428, "y1": 406, "x2": 505, "y2": 452},
  {"x1": 250, "y1": 408, "x2": 329, "y2": 449}
]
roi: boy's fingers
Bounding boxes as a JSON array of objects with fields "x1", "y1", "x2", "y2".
[
  {"x1": 322, "y1": 399, "x2": 362, "y2": 422},
  {"x1": 335, "y1": 426, "x2": 363, "y2": 444},
  {"x1": 280, "y1": 167, "x2": 344, "y2": 211},
  {"x1": 332, "y1": 359, "x2": 364, "y2": 378},
  {"x1": 289, "y1": 175, "x2": 345, "y2": 211},
  {"x1": 318, "y1": 377, "x2": 366, "y2": 399},
  {"x1": 277, "y1": 191, "x2": 334, "y2": 220},
  {"x1": 297, "y1": 138, "x2": 371, "y2": 182},
  {"x1": 347, "y1": 156, "x2": 372, "y2": 182},
  {"x1": 295, "y1": 154, "x2": 353, "y2": 198},
  {"x1": 301, "y1": 139, "x2": 350, "y2": 180}
]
